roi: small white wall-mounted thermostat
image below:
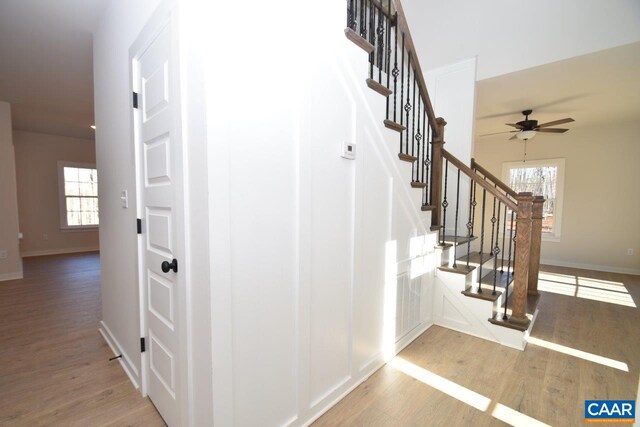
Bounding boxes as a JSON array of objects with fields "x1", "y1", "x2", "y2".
[
  {"x1": 120, "y1": 190, "x2": 129, "y2": 208},
  {"x1": 342, "y1": 142, "x2": 356, "y2": 160}
]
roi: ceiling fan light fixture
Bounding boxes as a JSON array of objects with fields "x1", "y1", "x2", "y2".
[{"x1": 516, "y1": 130, "x2": 536, "y2": 141}]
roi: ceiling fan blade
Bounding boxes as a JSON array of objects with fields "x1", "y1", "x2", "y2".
[
  {"x1": 509, "y1": 134, "x2": 518, "y2": 140},
  {"x1": 537, "y1": 128, "x2": 569, "y2": 133},
  {"x1": 480, "y1": 130, "x2": 519, "y2": 137},
  {"x1": 506, "y1": 123, "x2": 524, "y2": 129},
  {"x1": 536, "y1": 118, "x2": 574, "y2": 128}
]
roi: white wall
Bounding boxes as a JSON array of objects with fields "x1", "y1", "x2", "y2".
[
  {"x1": 13, "y1": 131, "x2": 98, "y2": 257},
  {"x1": 0, "y1": 101, "x2": 22, "y2": 281},
  {"x1": 403, "y1": 0, "x2": 640, "y2": 80},
  {"x1": 474, "y1": 121, "x2": 640, "y2": 274},
  {"x1": 425, "y1": 58, "x2": 477, "y2": 236},
  {"x1": 93, "y1": 0, "x2": 162, "y2": 390},
  {"x1": 204, "y1": 1, "x2": 435, "y2": 425}
]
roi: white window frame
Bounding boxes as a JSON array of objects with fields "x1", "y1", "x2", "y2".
[
  {"x1": 57, "y1": 161, "x2": 99, "y2": 231},
  {"x1": 502, "y1": 158, "x2": 565, "y2": 242}
]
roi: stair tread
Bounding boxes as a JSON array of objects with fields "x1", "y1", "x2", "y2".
[
  {"x1": 489, "y1": 292, "x2": 541, "y2": 331},
  {"x1": 442, "y1": 235, "x2": 477, "y2": 246},
  {"x1": 384, "y1": 119, "x2": 406, "y2": 132},
  {"x1": 455, "y1": 251, "x2": 494, "y2": 267},
  {"x1": 366, "y1": 78, "x2": 393, "y2": 96},
  {"x1": 438, "y1": 264, "x2": 474, "y2": 275},
  {"x1": 410, "y1": 181, "x2": 427, "y2": 188},
  {"x1": 344, "y1": 28, "x2": 374, "y2": 53},
  {"x1": 398, "y1": 153, "x2": 417, "y2": 162},
  {"x1": 421, "y1": 205, "x2": 436, "y2": 212},
  {"x1": 479, "y1": 270, "x2": 513, "y2": 289},
  {"x1": 462, "y1": 288, "x2": 502, "y2": 302}
]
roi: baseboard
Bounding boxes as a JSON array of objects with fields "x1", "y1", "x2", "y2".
[
  {"x1": 300, "y1": 320, "x2": 433, "y2": 427},
  {"x1": 540, "y1": 258, "x2": 640, "y2": 276},
  {"x1": 21, "y1": 246, "x2": 100, "y2": 258},
  {"x1": 0, "y1": 271, "x2": 23, "y2": 282},
  {"x1": 99, "y1": 321, "x2": 140, "y2": 390}
]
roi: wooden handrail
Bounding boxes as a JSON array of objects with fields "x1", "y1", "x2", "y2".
[
  {"x1": 471, "y1": 158, "x2": 518, "y2": 199},
  {"x1": 391, "y1": 0, "x2": 439, "y2": 136},
  {"x1": 443, "y1": 149, "x2": 518, "y2": 212}
]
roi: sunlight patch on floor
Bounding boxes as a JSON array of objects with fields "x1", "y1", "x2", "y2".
[
  {"x1": 537, "y1": 273, "x2": 636, "y2": 308},
  {"x1": 389, "y1": 357, "x2": 551, "y2": 426},
  {"x1": 526, "y1": 337, "x2": 629, "y2": 372}
]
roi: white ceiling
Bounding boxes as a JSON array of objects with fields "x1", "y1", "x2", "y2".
[
  {"x1": 475, "y1": 42, "x2": 640, "y2": 141},
  {"x1": 0, "y1": 0, "x2": 109, "y2": 140}
]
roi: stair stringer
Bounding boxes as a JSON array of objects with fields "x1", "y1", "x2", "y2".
[{"x1": 432, "y1": 272, "x2": 533, "y2": 351}]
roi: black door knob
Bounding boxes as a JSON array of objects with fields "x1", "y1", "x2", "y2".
[{"x1": 161, "y1": 259, "x2": 178, "y2": 273}]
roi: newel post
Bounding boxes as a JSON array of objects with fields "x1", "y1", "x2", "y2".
[
  {"x1": 430, "y1": 117, "x2": 447, "y2": 227},
  {"x1": 510, "y1": 192, "x2": 534, "y2": 327},
  {"x1": 527, "y1": 196, "x2": 545, "y2": 296}
]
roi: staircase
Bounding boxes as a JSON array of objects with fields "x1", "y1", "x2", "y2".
[{"x1": 345, "y1": 0, "x2": 543, "y2": 349}]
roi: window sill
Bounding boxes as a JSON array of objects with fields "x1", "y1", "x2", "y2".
[{"x1": 60, "y1": 226, "x2": 99, "y2": 233}]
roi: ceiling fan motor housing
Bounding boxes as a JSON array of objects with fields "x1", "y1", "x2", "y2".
[{"x1": 516, "y1": 119, "x2": 538, "y2": 130}]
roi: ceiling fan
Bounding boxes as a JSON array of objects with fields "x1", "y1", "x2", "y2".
[{"x1": 482, "y1": 109, "x2": 575, "y2": 141}]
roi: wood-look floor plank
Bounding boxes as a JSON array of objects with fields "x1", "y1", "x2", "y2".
[
  {"x1": 0, "y1": 252, "x2": 165, "y2": 426},
  {"x1": 314, "y1": 265, "x2": 640, "y2": 427}
]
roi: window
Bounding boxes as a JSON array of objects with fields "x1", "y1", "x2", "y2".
[
  {"x1": 502, "y1": 158, "x2": 565, "y2": 241},
  {"x1": 58, "y1": 162, "x2": 99, "y2": 229}
]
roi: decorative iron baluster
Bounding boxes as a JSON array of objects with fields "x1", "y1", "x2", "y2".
[
  {"x1": 405, "y1": 53, "x2": 412, "y2": 154},
  {"x1": 477, "y1": 189, "x2": 487, "y2": 293},
  {"x1": 385, "y1": 1, "x2": 392, "y2": 119},
  {"x1": 452, "y1": 169, "x2": 461, "y2": 268},
  {"x1": 424, "y1": 119, "x2": 431, "y2": 205},
  {"x1": 466, "y1": 179, "x2": 474, "y2": 269},
  {"x1": 392, "y1": 13, "x2": 398, "y2": 123},
  {"x1": 504, "y1": 225, "x2": 515, "y2": 321},
  {"x1": 377, "y1": 6, "x2": 384, "y2": 83},
  {"x1": 489, "y1": 194, "x2": 497, "y2": 257},
  {"x1": 411, "y1": 76, "x2": 416, "y2": 157},
  {"x1": 441, "y1": 159, "x2": 449, "y2": 246},
  {"x1": 500, "y1": 204, "x2": 507, "y2": 273},
  {"x1": 369, "y1": 0, "x2": 374, "y2": 79},
  {"x1": 415, "y1": 97, "x2": 422, "y2": 183},
  {"x1": 347, "y1": 0, "x2": 356, "y2": 30},
  {"x1": 492, "y1": 201, "x2": 502, "y2": 295},
  {"x1": 506, "y1": 211, "x2": 515, "y2": 284},
  {"x1": 399, "y1": 33, "x2": 405, "y2": 153},
  {"x1": 470, "y1": 181, "x2": 477, "y2": 237},
  {"x1": 360, "y1": 0, "x2": 366, "y2": 39}
]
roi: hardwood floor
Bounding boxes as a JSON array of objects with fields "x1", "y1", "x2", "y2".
[
  {"x1": 0, "y1": 252, "x2": 165, "y2": 426},
  {"x1": 313, "y1": 266, "x2": 640, "y2": 427}
]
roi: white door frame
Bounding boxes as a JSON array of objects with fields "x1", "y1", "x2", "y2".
[{"x1": 129, "y1": 2, "x2": 191, "y2": 425}]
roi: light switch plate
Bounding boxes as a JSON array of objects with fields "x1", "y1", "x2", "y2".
[{"x1": 342, "y1": 142, "x2": 356, "y2": 160}]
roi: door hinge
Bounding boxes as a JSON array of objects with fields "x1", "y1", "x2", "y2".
[
  {"x1": 137, "y1": 218, "x2": 142, "y2": 234},
  {"x1": 140, "y1": 337, "x2": 146, "y2": 353},
  {"x1": 133, "y1": 92, "x2": 139, "y2": 109}
]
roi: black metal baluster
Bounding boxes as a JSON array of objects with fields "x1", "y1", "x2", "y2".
[
  {"x1": 504, "y1": 222, "x2": 515, "y2": 320},
  {"x1": 411, "y1": 76, "x2": 416, "y2": 157},
  {"x1": 369, "y1": 0, "x2": 375, "y2": 79},
  {"x1": 492, "y1": 201, "x2": 502, "y2": 295},
  {"x1": 392, "y1": 13, "x2": 398, "y2": 124},
  {"x1": 405, "y1": 53, "x2": 412, "y2": 154},
  {"x1": 415, "y1": 97, "x2": 421, "y2": 183},
  {"x1": 500, "y1": 204, "x2": 507, "y2": 273},
  {"x1": 385, "y1": 1, "x2": 392, "y2": 119},
  {"x1": 360, "y1": 0, "x2": 366, "y2": 39},
  {"x1": 347, "y1": 0, "x2": 355, "y2": 30},
  {"x1": 477, "y1": 189, "x2": 487, "y2": 294},
  {"x1": 466, "y1": 179, "x2": 474, "y2": 269},
  {"x1": 441, "y1": 159, "x2": 449, "y2": 246},
  {"x1": 452, "y1": 169, "x2": 461, "y2": 268},
  {"x1": 506, "y1": 211, "x2": 515, "y2": 283},
  {"x1": 424, "y1": 119, "x2": 430, "y2": 205},
  {"x1": 399, "y1": 33, "x2": 405, "y2": 153},
  {"x1": 377, "y1": 6, "x2": 384, "y2": 83},
  {"x1": 489, "y1": 194, "x2": 497, "y2": 258},
  {"x1": 470, "y1": 181, "x2": 477, "y2": 237}
]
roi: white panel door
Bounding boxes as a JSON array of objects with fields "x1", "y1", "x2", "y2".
[{"x1": 133, "y1": 20, "x2": 184, "y2": 427}]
